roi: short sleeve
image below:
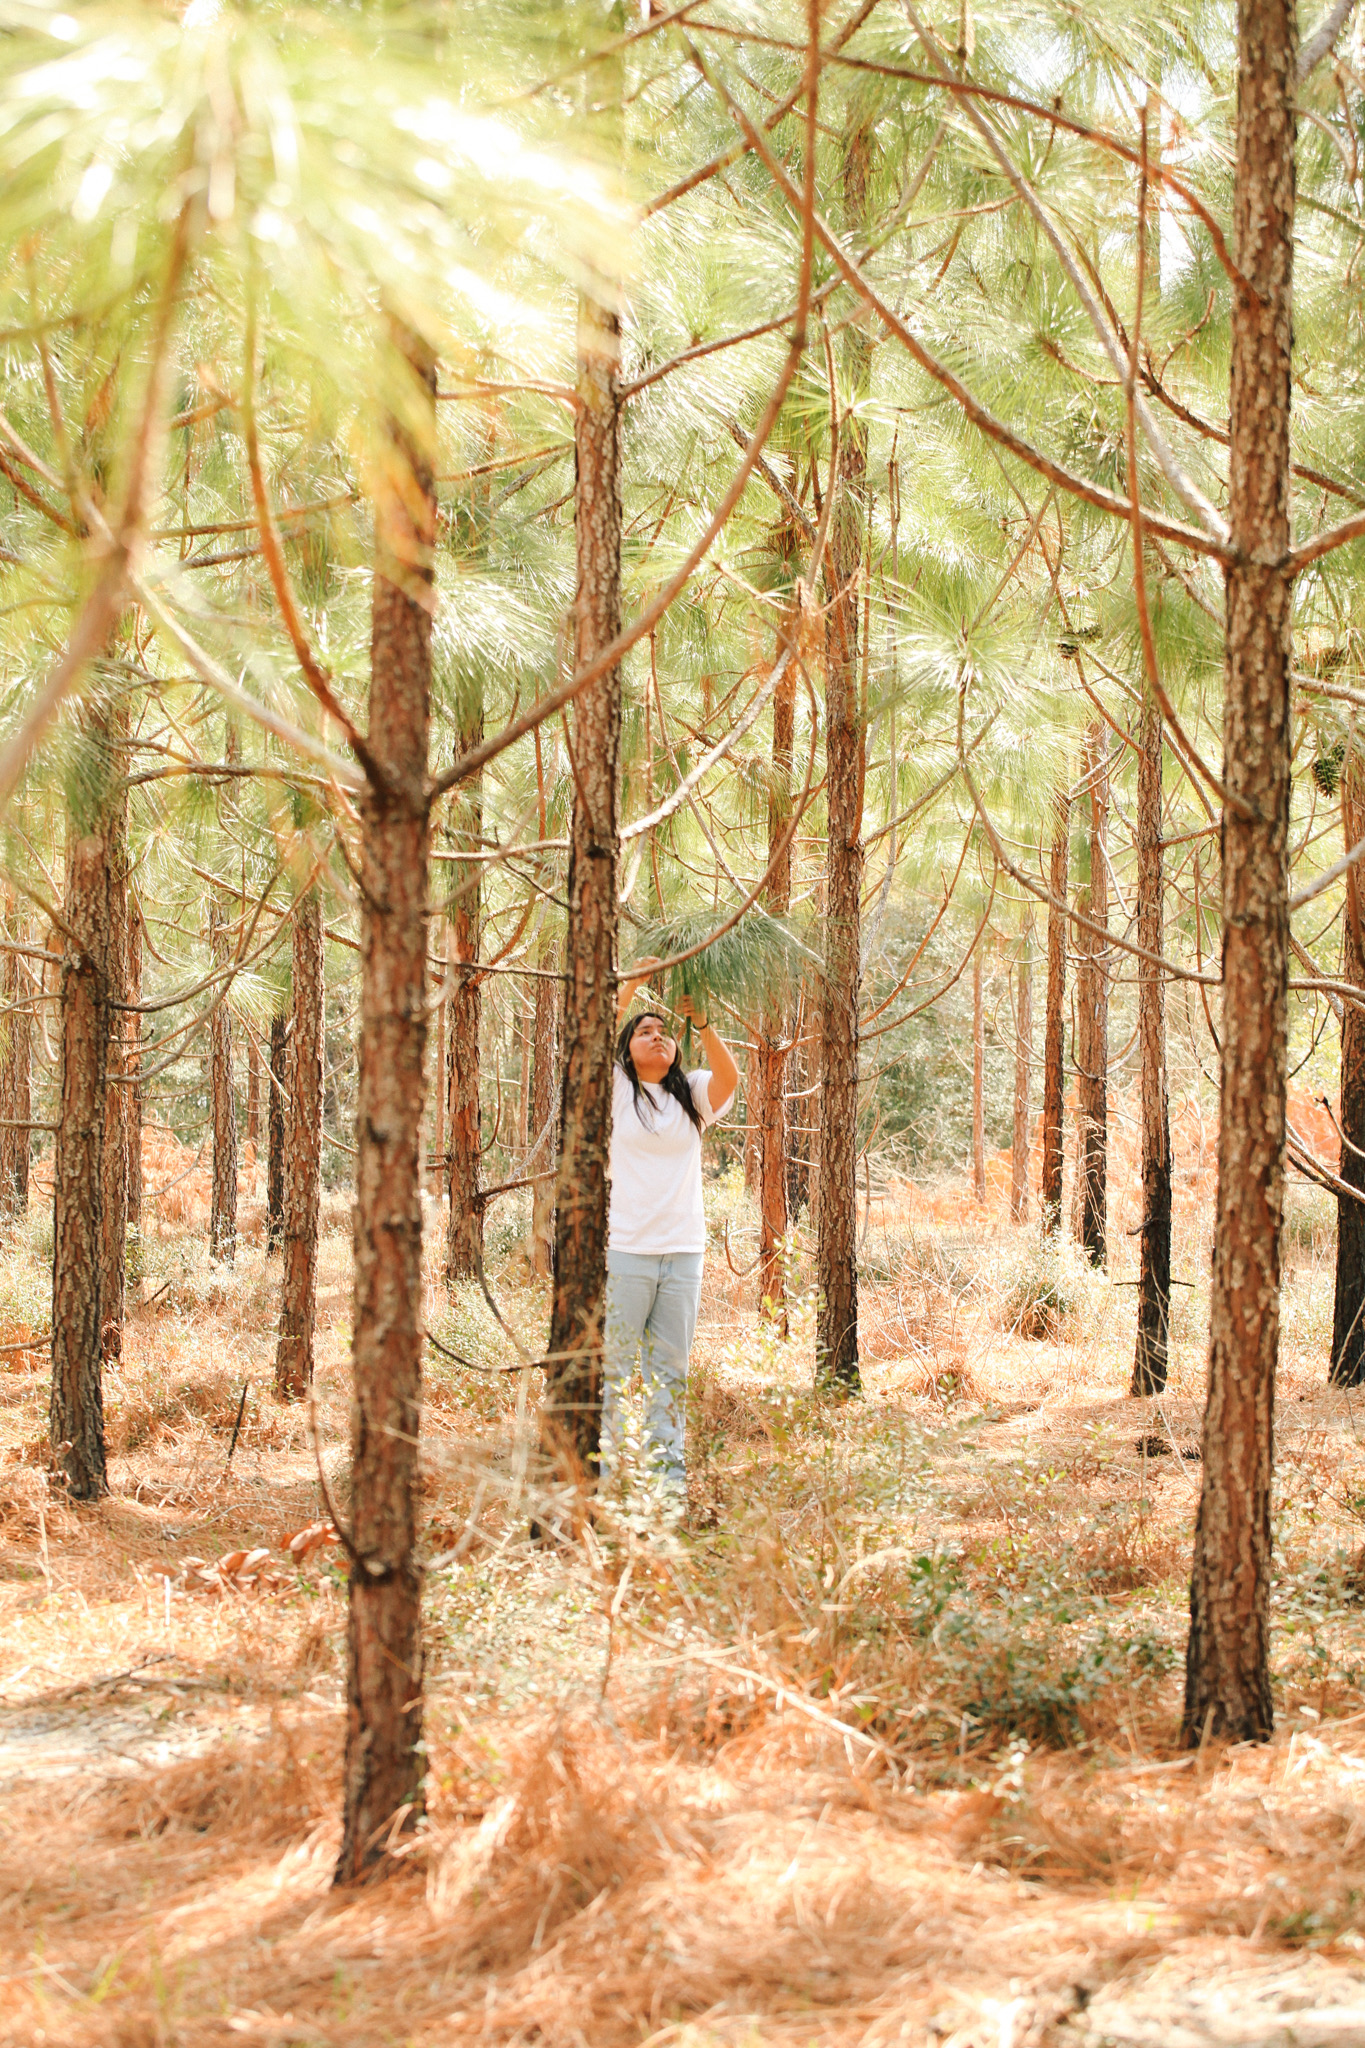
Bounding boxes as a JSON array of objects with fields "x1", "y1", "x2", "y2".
[{"x1": 688, "y1": 1067, "x2": 733, "y2": 1129}]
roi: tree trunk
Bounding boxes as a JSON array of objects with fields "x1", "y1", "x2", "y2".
[
  {"x1": 276, "y1": 889, "x2": 323, "y2": 1400},
  {"x1": 336, "y1": 332, "x2": 436, "y2": 1885},
  {"x1": 539, "y1": 284, "x2": 623, "y2": 1499},
  {"x1": 1040, "y1": 787, "x2": 1070, "y2": 1233},
  {"x1": 126, "y1": 901, "x2": 143, "y2": 1245},
  {"x1": 1332, "y1": 760, "x2": 1365, "y2": 1385},
  {"x1": 266, "y1": 1007, "x2": 287, "y2": 1254},
  {"x1": 816, "y1": 116, "x2": 871, "y2": 1398},
  {"x1": 99, "y1": 704, "x2": 130, "y2": 1365},
  {"x1": 0, "y1": 904, "x2": 31, "y2": 1225},
  {"x1": 1075, "y1": 723, "x2": 1108, "y2": 1267},
  {"x1": 529, "y1": 935, "x2": 559, "y2": 1280},
  {"x1": 208, "y1": 899, "x2": 238, "y2": 1264},
  {"x1": 445, "y1": 910, "x2": 482, "y2": 1280},
  {"x1": 758, "y1": 625, "x2": 797, "y2": 1326},
  {"x1": 50, "y1": 734, "x2": 121, "y2": 1499},
  {"x1": 971, "y1": 945, "x2": 987, "y2": 1202},
  {"x1": 246, "y1": 1027, "x2": 261, "y2": 1152},
  {"x1": 1184, "y1": 0, "x2": 1295, "y2": 1748},
  {"x1": 1011, "y1": 917, "x2": 1032, "y2": 1223},
  {"x1": 431, "y1": 924, "x2": 446, "y2": 1201},
  {"x1": 1133, "y1": 682, "x2": 1173, "y2": 1392}
]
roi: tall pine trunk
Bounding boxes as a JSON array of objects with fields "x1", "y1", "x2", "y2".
[
  {"x1": 1184, "y1": 0, "x2": 1295, "y2": 1747},
  {"x1": 1011, "y1": 917, "x2": 1032, "y2": 1223},
  {"x1": 126, "y1": 901, "x2": 143, "y2": 1248},
  {"x1": 1075, "y1": 723, "x2": 1108, "y2": 1266},
  {"x1": 99, "y1": 702, "x2": 130, "y2": 1365},
  {"x1": 1332, "y1": 758, "x2": 1365, "y2": 1385},
  {"x1": 246, "y1": 1028, "x2": 261, "y2": 1153},
  {"x1": 445, "y1": 729, "x2": 483, "y2": 1283},
  {"x1": 529, "y1": 935, "x2": 558, "y2": 1280},
  {"x1": 50, "y1": 706, "x2": 123, "y2": 1499},
  {"x1": 971, "y1": 946, "x2": 986, "y2": 1202},
  {"x1": 276, "y1": 889, "x2": 323, "y2": 1400},
  {"x1": 0, "y1": 905, "x2": 31, "y2": 1225},
  {"x1": 540, "y1": 285, "x2": 622, "y2": 1496},
  {"x1": 758, "y1": 626, "x2": 797, "y2": 1325},
  {"x1": 816, "y1": 117, "x2": 871, "y2": 1397},
  {"x1": 1133, "y1": 682, "x2": 1173, "y2": 1391},
  {"x1": 431, "y1": 923, "x2": 446, "y2": 1202},
  {"x1": 266, "y1": 1007, "x2": 287, "y2": 1254},
  {"x1": 208, "y1": 899, "x2": 238, "y2": 1264},
  {"x1": 336, "y1": 332, "x2": 436, "y2": 1883},
  {"x1": 1040, "y1": 787, "x2": 1070, "y2": 1233}
]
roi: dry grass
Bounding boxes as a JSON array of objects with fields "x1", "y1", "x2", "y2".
[{"x1": 2, "y1": 1106, "x2": 1365, "y2": 2044}]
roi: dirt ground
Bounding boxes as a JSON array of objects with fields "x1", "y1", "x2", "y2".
[{"x1": 4, "y1": 1121, "x2": 1365, "y2": 2046}]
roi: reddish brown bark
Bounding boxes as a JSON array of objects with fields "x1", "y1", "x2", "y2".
[
  {"x1": 50, "y1": 722, "x2": 122, "y2": 1498},
  {"x1": 1040, "y1": 788, "x2": 1070, "y2": 1233},
  {"x1": 275, "y1": 889, "x2": 323, "y2": 1400},
  {"x1": 1010, "y1": 919, "x2": 1032, "y2": 1223},
  {"x1": 816, "y1": 117, "x2": 871, "y2": 1398},
  {"x1": 0, "y1": 904, "x2": 31, "y2": 1226},
  {"x1": 971, "y1": 947, "x2": 987, "y2": 1203},
  {"x1": 99, "y1": 702, "x2": 130, "y2": 1364},
  {"x1": 126, "y1": 900, "x2": 143, "y2": 1244},
  {"x1": 1075, "y1": 723, "x2": 1108, "y2": 1267},
  {"x1": 208, "y1": 899, "x2": 238, "y2": 1264},
  {"x1": 266, "y1": 1007, "x2": 287, "y2": 1254},
  {"x1": 336, "y1": 333, "x2": 436, "y2": 1884},
  {"x1": 1133, "y1": 683, "x2": 1173, "y2": 1393},
  {"x1": 1332, "y1": 760, "x2": 1365, "y2": 1386},
  {"x1": 1184, "y1": 0, "x2": 1295, "y2": 1748},
  {"x1": 529, "y1": 935, "x2": 559, "y2": 1280},
  {"x1": 540, "y1": 286, "x2": 622, "y2": 1497},
  {"x1": 246, "y1": 1027, "x2": 261, "y2": 1151}
]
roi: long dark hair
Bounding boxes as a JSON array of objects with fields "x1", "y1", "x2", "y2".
[{"x1": 616, "y1": 1011, "x2": 704, "y2": 1133}]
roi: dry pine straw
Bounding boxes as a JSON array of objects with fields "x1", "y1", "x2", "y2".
[{"x1": 2, "y1": 1147, "x2": 1365, "y2": 2043}]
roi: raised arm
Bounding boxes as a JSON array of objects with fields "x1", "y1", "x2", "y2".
[
  {"x1": 616, "y1": 954, "x2": 664, "y2": 1024},
  {"x1": 675, "y1": 990, "x2": 740, "y2": 1115}
]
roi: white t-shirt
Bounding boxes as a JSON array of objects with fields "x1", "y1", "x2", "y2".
[{"x1": 608, "y1": 1065, "x2": 733, "y2": 1255}]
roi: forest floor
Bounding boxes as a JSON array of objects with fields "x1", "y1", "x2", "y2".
[{"x1": 4, "y1": 1113, "x2": 1365, "y2": 2045}]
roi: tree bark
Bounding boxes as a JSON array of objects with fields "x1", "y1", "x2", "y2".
[
  {"x1": 1332, "y1": 759, "x2": 1365, "y2": 1386},
  {"x1": 99, "y1": 703, "x2": 130, "y2": 1365},
  {"x1": 0, "y1": 902, "x2": 31, "y2": 1226},
  {"x1": 1133, "y1": 682, "x2": 1173, "y2": 1392},
  {"x1": 1074, "y1": 723, "x2": 1108, "y2": 1267},
  {"x1": 431, "y1": 923, "x2": 446, "y2": 1201},
  {"x1": 50, "y1": 722, "x2": 122, "y2": 1499},
  {"x1": 1011, "y1": 917, "x2": 1032, "y2": 1223},
  {"x1": 816, "y1": 116, "x2": 871, "y2": 1398},
  {"x1": 445, "y1": 726, "x2": 483, "y2": 1283},
  {"x1": 758, "y1": 622, "x2": 797, "y2": 1326},
  {"x1": 266, "y1": 1007, "x2": 287, "y2": 1254},
  {"x1": 540, "y1": 285, "x2": 623, "y2": 1497},
  {"x1": 444, "y1": 901, "x2": 482, "y2": 1280},
  {"x1": 208, "y1": 899, "x2": 238, "y2": 1264},
  {"x1": 336, "y1": 332, "x2": 436, "y2": 1885},
  {"x1": 529, "y1": 932, "x2": 559, "y2": 1280},
  {"x1": 246, "y1": 1026, "x2": 261, "y2": 1152},
  {"x1": 276, "y1": 889, "x2": 323, "y2": 1400},
  {"x1": 971, "y1": 945, "x2": 987, "y2": 1202},
  {"x1": 1040, "y1": 787, "x2": 1070, "y2": 1233},
  {"x1": 126, "y1": 900, "x2": 143, "y2": 1244},
  {"x1": 1184, "y1": 0, "x2": 1295, "y2": 1748}
]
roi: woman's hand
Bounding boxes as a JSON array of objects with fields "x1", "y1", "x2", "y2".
[
  {"x1": 617, "y1": 954, "x2": 665, "y2": 1021},
  {"x1": 676, "y1": 988, "x2": 739, "y2": 1114}
]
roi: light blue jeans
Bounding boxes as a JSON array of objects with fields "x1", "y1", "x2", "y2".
[{"x1": 601, "y1": 1251, "x2": 704, "y2": 1493}]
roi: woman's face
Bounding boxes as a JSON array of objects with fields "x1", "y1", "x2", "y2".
[{"x1": 630, "y1": 1014, "x2": 676, "y2": 1083}]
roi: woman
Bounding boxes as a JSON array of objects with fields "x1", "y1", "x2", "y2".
[{"x1": 603, "y1": 957, "x2": 739, "y2": 1506}]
